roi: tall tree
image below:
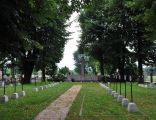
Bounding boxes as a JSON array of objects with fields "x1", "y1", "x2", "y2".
[{"x1": 78, "y1": 0, "x2": 156, "y2": 83}]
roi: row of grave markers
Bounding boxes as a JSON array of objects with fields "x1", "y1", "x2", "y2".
[
  {"x1": 0, "y1": 79, "x2": 60, "y2": 103},
  {"x1": 112, "y1": 75, "x2": 133, "y2": 102},
  {"x1": 32, "y1": 77, "x2": 60, "y2": 92},
  {"x1": 0, "y1": 80, "x2": 26, "y2": 103},
  {"x1": 33, "y1": 82, "x2": 59, "y2": 92},
  {"x1": 100, "y1": 75, "x2": 138, "y2": 113}
]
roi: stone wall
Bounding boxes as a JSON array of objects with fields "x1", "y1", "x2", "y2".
[{"x1": 67, "y1": 75, "x2": 99, "y2": 82}]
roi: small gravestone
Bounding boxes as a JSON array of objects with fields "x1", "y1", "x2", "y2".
[
  {"x1": 33, "y1": 87, "x2": 39, "y2": 92},
  {"x1": 12, "y1": 93, "x2": 19, "y2": 99},
  {"x1": 138, "y1": 84, "x2": 144, "y2": 87},
  {"x1": 39, "y1": 86, "x2": 44, "y2": 90},
  {"x1": 103, "y1": 85, "x2": 106, "y2": 89},
  {"x1": 144, "y1": 84, "x2": 148, "y2": 88},
  {"x1": 55, "y1": 83, "x2": 58, "y2": 85},
  {"x1": 0, "y1": 81, "x2": 4, "y2": 87},
  {"x1": 106, "y1": 87, "x2": 109, "y2": 90},
  {"x1": 0, "y1": 95, "x2": 9, "y2": 103},
  {"x1": 44, "y1": 85, "x2": 48, "y2": 89},
  {"x1": 19, "y1": 91, "x2": 26, "y2": 97},
  {"x1": 108, "y1": 89, "x2": 112, "y2": 94},
  {"x1": 18, "y1": 83, "x2": 21, "y2": 86},
  {"x1": 52, "y1": 83, "x2": 55, "y2": 86},
  {"x1": 117, "y1": 95, "x2": 123, "y2": 102},
  {"x1": 106, "y1": 86, "x2": 108, "y2": 90},
  {"x1": 114, "y1": 93, "x2": 119, "y2": 98},
  {"x1": 104, "y1": 86, "x2": 108, "y2": 89},
  {"x1": 127, "y1": 102, "x2": 138, "y2": 112},
  {"x1": 147, "y1": 83, "x2": 155, "y2": 88},
  {"x1": 111, "y1": 91, "x2": 116, "y2": 96},
  {"x1": 99, "y1": 83, "x2": 105, "y2": 88},
  {"x1": 122, "y1": 98, "x2": 129, "y2": 106}
]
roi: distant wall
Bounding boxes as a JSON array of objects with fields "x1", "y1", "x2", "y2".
[{"x1": 67, "y1": 75, "x2": 99, "y2": 82}]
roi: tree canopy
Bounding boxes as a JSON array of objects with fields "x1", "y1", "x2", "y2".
[
  {"x1": 0, "y1": 0, "x2": 156, "y2": 83},
  {"x1": 0, "y1": 0, "x2": 86, "y2": 83},
  {"x1": 76, "y1": 0, "x2": 156, "y2": 83}
]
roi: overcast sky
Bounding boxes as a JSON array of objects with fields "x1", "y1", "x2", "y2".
[{"x1": 57, "y1": 12, "x2": 81, "y2": 70}]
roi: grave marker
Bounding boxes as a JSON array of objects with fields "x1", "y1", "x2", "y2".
[
  {"x1": 0, "y1": 80, "x2": 9, "y2": 103},
  {"x1": 127, "y1": 75, "x2": 138, "y2": 112},
  {"x1": 12, "y1": 78, "x2": 19, "y2": 99}
]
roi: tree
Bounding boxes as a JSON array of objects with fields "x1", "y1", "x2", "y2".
[
  {"x1": 125, "y1": 0, "x2": 156, "y2": 83},
  {"x1": 59, "y1": 66, "x2": 70, "y2": 76},
  {"x1": 0, "y1": 0, "x2": 92, "y2": 83},
  {"x1": 78, "y1": 0, "x2": 156, "y2": 83}
]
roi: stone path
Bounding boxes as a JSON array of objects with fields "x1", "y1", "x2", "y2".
[{"x1": 34, "y1": 85, "x2": 82, "y2": 120}]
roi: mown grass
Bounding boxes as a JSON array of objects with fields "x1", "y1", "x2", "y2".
[
  {"x1": 0, "y1": 82, "x2": 72, "y2": 120},
  {"x1": 1, "y1": 82, "x2": 156, "y2": 120},
  {"x1": 66, "y1": 82, "x2": 156, "y2": 120}
]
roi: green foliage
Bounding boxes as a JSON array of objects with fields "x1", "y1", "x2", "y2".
[
  {"x1": 59, "y1": 66, "x2": 70, "y2": 75},
  {"x1": 45, "y1": 64, "x2": 58, "y2": 82},
  {"x1": 73, "y1": 50, "x2": 81, "y2": 74},
  {"x1": 73, "y1": 49, "x2": 98, "y2": 75},
  {"x1": 53, "y1": 73, "x2": 66, "y2": 82},
  {"x1": 78, "y1": 0, "x2": 156, "y2": 81},
  {"x1": 0, "y1": 0, "x2": 85, "y2": 83}
]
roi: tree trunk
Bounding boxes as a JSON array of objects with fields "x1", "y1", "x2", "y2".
[
  {"x1": 23, "y1": 60, "x2": 35, "y2": 84},
  {"x1": 138, "y1": 38, "x2": 144, "y2": 83},
  {"x1": 120, "y1": 56, "x2": 125, "y2": 82},
  {"x1": 150, "y1": 72, "x2": 153, "y2": 83},
  {"x1": 11, "y1": 67, "x2": 15, "y2": 83},
  {"x1": 42, "y1": 67, "x2": 45, "y2": 82},
  {"x1": 100, "y1": 59, "x2": 104, "y2": 75},
  {"x1": 138, "y1": 57, "x2": 143, "y2": 83},
  {"x1": 1, "y1": 67, "x2": 4, "y2": 81}
]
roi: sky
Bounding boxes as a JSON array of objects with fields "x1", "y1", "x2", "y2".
[{"x1": 57, "y1": 12, "x2": 81, "y2": 70}]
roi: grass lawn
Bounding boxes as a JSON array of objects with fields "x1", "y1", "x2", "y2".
[
  {"x1": 0, "y1": 82, "x2": 156, "y2": 120},
  {"x1": 66, "y1": 82, "x2": 156, "y2": 120},
  {"x1": 0, "y1": 82, "x2": 72, "y2": 120}
]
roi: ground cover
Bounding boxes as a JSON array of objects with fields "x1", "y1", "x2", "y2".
[
  {"x1": 0, "y1": 82, "x2": 72, "y2": 120},
  {"x1": 1, "y1": 82, "x2": 156, "y2": 120},
  {"x1": 66, "y1": 82, "x2": 156, "y2": 120}
]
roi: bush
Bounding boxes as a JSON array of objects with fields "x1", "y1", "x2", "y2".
[{"x1": 53, "y1": 73, "x2": 66, "y2": 82}]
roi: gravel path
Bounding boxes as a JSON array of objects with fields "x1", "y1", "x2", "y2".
[{"x1": 34, "y1": 85, "x2": 82, "y2": 120}]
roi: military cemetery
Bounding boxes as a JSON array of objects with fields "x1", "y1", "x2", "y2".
[{"x1": 0, "y1": 0, "x2": 156, "y2": 120}]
